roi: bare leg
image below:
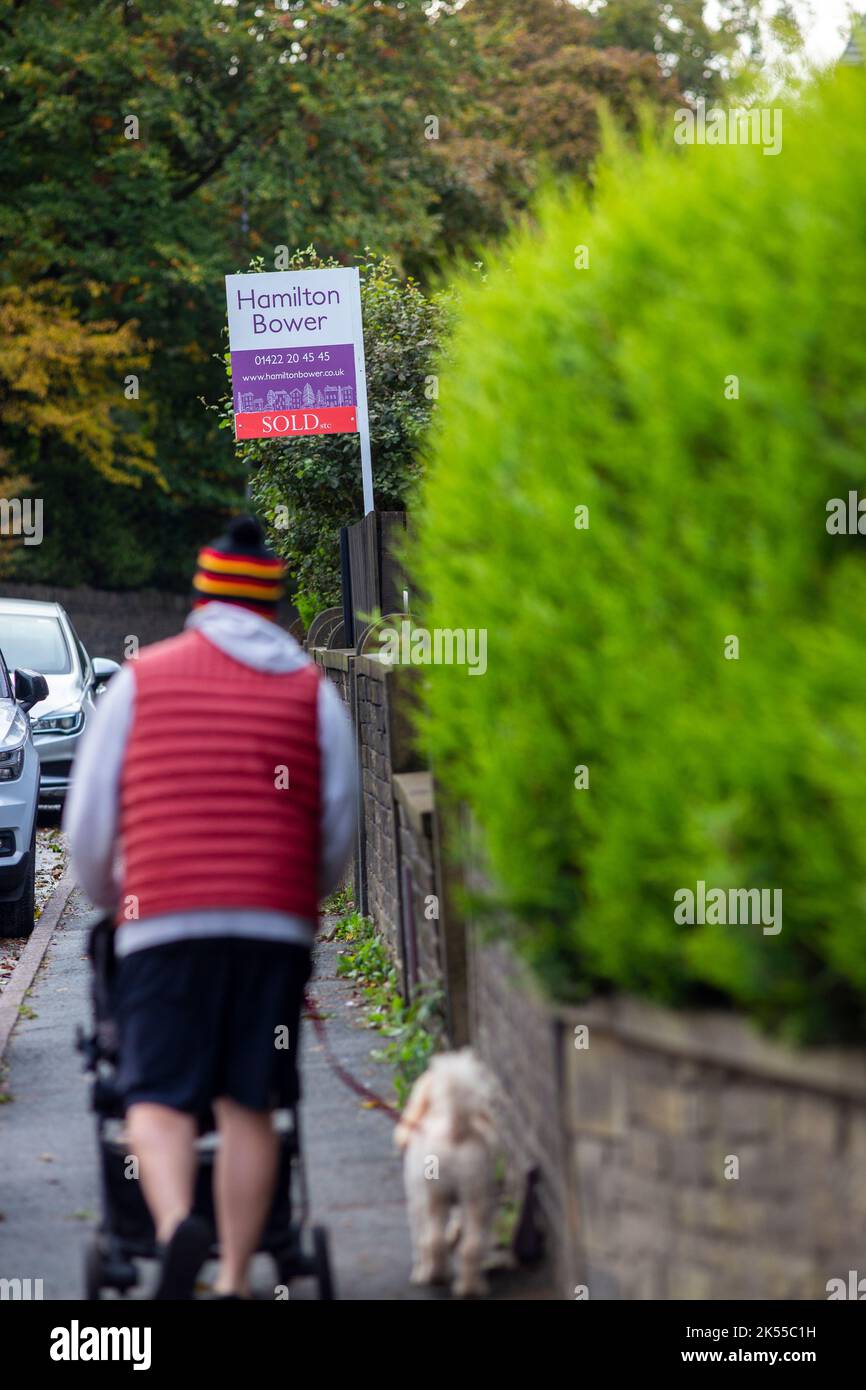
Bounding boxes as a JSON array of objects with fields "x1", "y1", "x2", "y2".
[
  {"x1": 212, "y1": 1097, "x2": 279, "y2": 1296},
  {"x1": 127, "y1": 1102, "x2": 197, "y2": 1244}
]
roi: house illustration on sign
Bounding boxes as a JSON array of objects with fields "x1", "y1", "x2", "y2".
[{"x1": 238, "y1": 383, "x2": 354, "y2": 412}]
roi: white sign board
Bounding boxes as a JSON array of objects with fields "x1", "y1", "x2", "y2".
[{"x1": 225, "y1": 267, "x2": 373, "y2": 513}]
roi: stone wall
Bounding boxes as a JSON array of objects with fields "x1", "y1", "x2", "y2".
[
  {"x1": 310, "y1": 648, "x2": 360, "y2": 909},
  {"x1": 312, "y1": 646, "x2": 352, "y2": 713},
  {"x1": 310, "y1": 649, "x2": 401, "y2": 954},
  {"x1": 467, "y1": 934, "x2": 570, "y2": 1289},
  {"x1": 393, "y1": 771, "x2": 444, "y2": 999},
  {"x1": 312, "y1": 647, "x2": 447, "y2": 1008},
  {"x1": 467, "y1": 926, "x2": 866, "y2": 1300},
  {"x1": 354, "y1": 657, "x2": 400, "y2": 964},
  {"x1": 560, "y1": 995, "x2": 866, "y2": 1301}
]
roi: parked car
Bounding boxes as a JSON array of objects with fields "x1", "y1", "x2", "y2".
[
  {"x1": 0, "y1": 599, "x2": 120, "y2": 804},
  {"x1": 0, "y1": 648, "x2": 48, "y2": 936}
]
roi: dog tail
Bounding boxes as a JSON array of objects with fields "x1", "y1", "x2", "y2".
[
  {"x1": 449, "y1": 1104, "x2": 497, "y2": 1147},
  {"x1": 443, "y1": 1052, "x2": 498, "y2": 1147}
]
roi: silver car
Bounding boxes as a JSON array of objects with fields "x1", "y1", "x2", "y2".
[
  {"x1": 0, "y1": 649, "x2": 48, "y2": 936},
  {"x1": 0, "y1": 599, "x2": 119, "y2": 804}
]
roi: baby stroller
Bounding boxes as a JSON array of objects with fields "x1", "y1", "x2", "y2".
[{"x1": 76, "y1": 914, "x2": 335, "y2": 1300}]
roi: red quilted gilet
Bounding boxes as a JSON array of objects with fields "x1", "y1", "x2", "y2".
[{"x1": 117, "y1": 628, "x2": 321, "y2": 926}]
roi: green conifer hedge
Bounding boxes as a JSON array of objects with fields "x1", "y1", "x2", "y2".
[{"x1": 411, "y1": 71, "x2": 866, "y2": 1043}]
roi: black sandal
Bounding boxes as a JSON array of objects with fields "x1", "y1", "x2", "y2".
[{"x1": 153, "y1": 1215, "x2": 212, "y2": 1300}]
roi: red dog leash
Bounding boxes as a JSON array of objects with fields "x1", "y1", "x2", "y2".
[{"x1": 304, "y1": 990, "x2": 402, "y2": 1124}]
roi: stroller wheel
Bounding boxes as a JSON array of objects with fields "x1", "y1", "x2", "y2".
[
  {"x1": 84, "y1": 1236, "x2": 105, "y2": 1301},
  {"x1": 312, "y1": 1225, "x2": 335, "y2": 1301}
]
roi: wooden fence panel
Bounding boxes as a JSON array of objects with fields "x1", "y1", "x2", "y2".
[{"x1": 345, "y1": 510, "x2": 407, "y2": 646}]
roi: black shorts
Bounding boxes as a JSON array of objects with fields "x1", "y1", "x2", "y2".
[{"x1": 112, "y1": 937, "x2": 312, "y2": 1116}]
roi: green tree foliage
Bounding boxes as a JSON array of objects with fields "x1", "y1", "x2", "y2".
[
  {"x1": 0, "y1": 0, "x2": 797, "y2": 587},
  {"x1": 223, "y1": 251, "x2": 449, "y2": 612},
  {"x1": 0, "y1": 286, "x2": 156, "y2": 486},
  {"x1": 432, "y1": 0, "x2": 682, "y2": 250},
  {"x1": 411, "y1": 69, "x2": 866, "y2": 1043},
  {"x1": 0, "y1": 285, "x2": 159, "y2": 583},
  {"x1": 0, "y1": 0, "x2": 469, "y2": 586},
  {"x1": 588, "y1": 0, "x2": 803, "y2": 101},
  {"x1": 431, "y1": 1, "x2": 803, "y2": 250}
]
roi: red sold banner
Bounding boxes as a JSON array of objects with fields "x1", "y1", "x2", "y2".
[{"x1": 233, "y1": 407, "x2": 358, "y2": 439}]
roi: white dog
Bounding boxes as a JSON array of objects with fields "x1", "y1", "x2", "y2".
[{"x1": 395, "y1": 1048, "x2": 500, "y2": 1297}]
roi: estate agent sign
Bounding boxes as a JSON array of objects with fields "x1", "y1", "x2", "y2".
[{"x1": 225, "y1": 266, "x2": 374, "y2": 512}]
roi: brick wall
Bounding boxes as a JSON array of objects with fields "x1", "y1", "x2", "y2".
[
  {"x1": 354, "y1": 657, "x2": 400, "y2": 962},
  {"x1": 394, "y1": 771, "x2": 444, "y2": 999},
  {"x1": 310, "y1": 648, "x2": 401, "y2": 948},
  {"x1": 312, "y1": 647, "x2": 352, "y2": 712},
  {"x1": 311, "y1": 645, "x2": 443, "y2": 1007},
  {"x1": 310, "y1": 648, "x2": 359, "y2": 908}
]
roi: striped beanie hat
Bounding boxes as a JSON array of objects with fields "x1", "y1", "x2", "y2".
[{"x1": 192, "y1": 514, "x2": 286, "y2": 619}]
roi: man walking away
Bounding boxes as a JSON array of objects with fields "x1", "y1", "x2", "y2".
[{"x1": 64, "y1": 515, "x2": 357, "y2": 1299}]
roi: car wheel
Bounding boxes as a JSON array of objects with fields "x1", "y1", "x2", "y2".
[{"x1": 0, "y1": 825, "x2": 36, "y2": 939}]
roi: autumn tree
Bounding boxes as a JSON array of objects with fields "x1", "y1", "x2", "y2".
[
  {"x1": 0, "y1": 0, "x2": 470, "y2": 585},
  {"x1": 0, "y1": 0, "x2": 801, "y2": 586},
  {"x1": 0, "y1": 285, "x2": 157, "y2": 579},
  {"x1": 430, "y1": 0, "x2": 682, "y2": 252}
]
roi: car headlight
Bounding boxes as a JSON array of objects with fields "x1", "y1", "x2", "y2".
[
  {"x1": 0, "y1": 747, "x2": 24, "y2": 781},
  {"x1": 31, "y1": 707, "x2": 84, "y2": 736},
  {"x1": 0, "y1": 710, "x2": 26, "y2": 780},
  {"x1": 1, "y1": 707, "x2": 27, "y2": 746}
]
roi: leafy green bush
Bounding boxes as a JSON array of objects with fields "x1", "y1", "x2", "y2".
[
  {"x1": 220, "y1": 250, "x2": 450, "y2": 615},
  {"x1": 334, "y1": 912, "x2": 443, "y2": 1104},
  {"x1": 411, "y1": 70, "x2": 866, "y2": 1043}
]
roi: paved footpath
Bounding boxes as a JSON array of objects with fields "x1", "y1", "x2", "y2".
[{"x1": 0, "y1": 888, "x2": 543, "y2": 1300}]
